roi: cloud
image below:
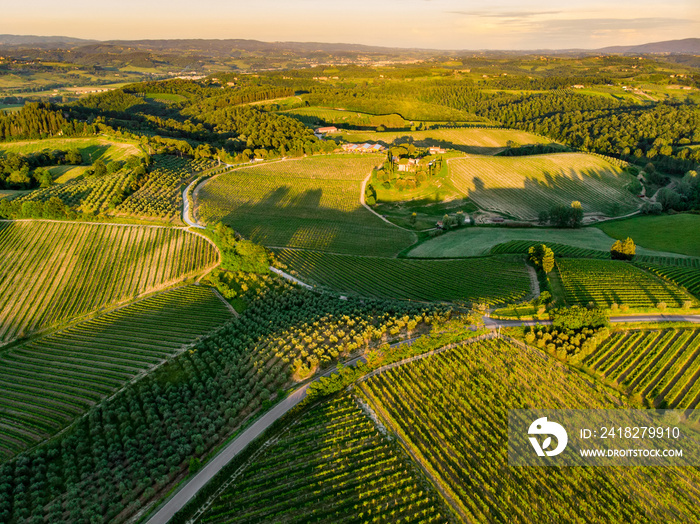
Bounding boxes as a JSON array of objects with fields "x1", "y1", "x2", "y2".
[{"x1": 447, "y1": 10, "x2": 561, "y2": 18}]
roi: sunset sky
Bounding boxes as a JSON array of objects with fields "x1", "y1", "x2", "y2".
[{"x1": 3, "y1": 0, "x2": 699, "y2": 50}]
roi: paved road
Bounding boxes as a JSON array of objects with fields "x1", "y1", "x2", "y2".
[
  {"x1": 147, "y1": 315, "x2": 700, "y2": 523},
  {"x1": 182, "y1": 181, "x2": 205, "y2": 229},
  {"x1": 485, "y1": 313, "x2": 700, "y2": 328},
  {"x1": 146, "y1": 346, "x2": 388, "y2": 524},
  {"x1": 269, "y1": 267, "x2": 313, "y2": 290}
]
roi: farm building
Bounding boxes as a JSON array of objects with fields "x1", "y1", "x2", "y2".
[
  {"x1": 317, "y1": 126, "x2": 338, "y2": 134},
  {"x1": 429, "y1": 147, "x2": 447, "y2": 154}
]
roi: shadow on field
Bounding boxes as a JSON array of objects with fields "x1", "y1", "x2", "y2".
[
  {"x1": 210, "y1": 185, "x2": 413, "y2": 255},
  {"x1": 454, "y1": 164, "x2": 637, "y2": 220}
]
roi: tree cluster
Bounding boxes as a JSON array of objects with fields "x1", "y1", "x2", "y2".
[
  {"x1": 528, "y1": 244, "x2": 555, "y2": 273},
  {"x1": 610, "y1": 237, "x2": 636, "y2": 260}
]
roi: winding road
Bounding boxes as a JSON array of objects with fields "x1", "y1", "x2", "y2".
[
  {"x1": 145, "y1": 313, "x2": 700, "y2": 524},
  {"x1": 182, "y1": 180, "x2": 205, "y2": 229}
]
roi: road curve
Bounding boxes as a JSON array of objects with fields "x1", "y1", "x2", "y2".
[
  {"x1": 182, "y1": 180, "x2": 205, "y2": 229},
  {"x1": 147, "y1": 315, "x2": 700, "y2": 523}
]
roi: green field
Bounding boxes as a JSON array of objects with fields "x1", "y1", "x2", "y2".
[
  {"x1": 448, "y1": 153, "x2": 639, "y2": 220},
  {"x1": 0, "y1": 285, "x2": 234, "y2": 459},
  {"x1": 0, "y1": 221, "x2": 219, "y2": 343},
  {"x1": 282, "y1": 107, "x2": 409, "y2": 128},
  {"x1": 341, "y1": 127, "x2": 552, "y2": 155},
  {"x1": 407, "y1": 226, "x2": 684, "y2": 258},
  {"x1": 47, "y1": 165, "x2": 91, "y2": 183},
  {"x1": 555, "y1": 259, "x2": 693, "y2": 309},
  {"x1": 275, "y1": 249, "x2": 531, "y2": 304},
  {"x1": 195, "y1": 394, "x2": 450, "y2": 524},
  {"x1": 197, "y1": 156, "x2": 416, "y2": 256},
  {"x1": 358, "y1": 337, "x2": 700, "y2": 522},
  {"x1": 0, "y1": 137, "x2": 142, "y2": 164},
  {"x1": 598, "y1": 214, "x2": 700, "y2": 257},
  {"x1": 582, "y1": 328, "x2": 700, "y2": 412}
]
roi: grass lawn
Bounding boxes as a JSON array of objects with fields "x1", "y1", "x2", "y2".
[
  {"x1": 48, "y1": 165, "x2": 91, "y2": 183},
  {"x1": 597, "y1": 214, "x2": 700, "y2": 257},
  {"x1": 406, "y1": 226, "x2": 687, "y2": 258}
]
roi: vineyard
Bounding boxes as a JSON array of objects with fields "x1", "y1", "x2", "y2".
[
  {"x1": 195, "y1": 394, "x2": 450, "y2": 524},
  {"x1": 637, "y1": 263, "x2": 700, "y2": 298},
  {"x1": 15, "y1": 169, "x2": 132, "y2": 214},
  {"x1": 275, "y1": 249, "x2": 531, "y2": 304},
  {"x1": 449, "y1": 153, "x2": 639, "y2": 220},
  {"x1": 116, "y1": 154, "x2": 216, "y2": 220},
  {"x1": 197, "y1": 156, "x2": 415, "y2": 256},
  {"x1": 554, "y1": 259, "x2": 693, "y2": 308},
  {"x1": 0, "y1": 285, "x2": 234, "y2": 460},
  {"x1": 0, "y1": 282, "x2": 449, "y2": 523},
  {"x1": 491, "y1": 240, "x2": 700, "y2": 270},
  {"x1": 0, "y1": 221, "x2": 219, "y2": 343},
  {"x1": 340, "y1": 127, "x2": 551, "y2": 155},
  {"x1": 490, "y1": 240, "x2": 609, "y2": 259},
  {"x1": 357, "y1": 337, "x2": 700, "y2": 523},
  {"x1": 582, "y1": 328, "x2": 700, "y2": 416}
]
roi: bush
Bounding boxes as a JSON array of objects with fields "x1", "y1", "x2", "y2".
[{"x1": 657, "y1": 301, "x2": 667, "y2": 311}]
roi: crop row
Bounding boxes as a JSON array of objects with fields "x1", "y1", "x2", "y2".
[
  {"x1": 583, "y1": 328, "x2": 700, "y2": 414},
  {"x1": 0, "y1": 221, "x2": 219, "y2": 343},
  {"x1": 117, "y1": 154, "x2": 216, "y2": 220},
  {"x1": 555, "y1": 259, "x2": 692, "y2": 308},
  {"x1": 275, "y1": 249, "x2": 531, "y2": 305},
  {"x1": 196, "y1": 394, "x2": 449, "y2": 524},
  {"x1": 637, "y1": 263, "x2": 700, "y2": 299},
  {"x1": 358, "y1": 337, "x2": 700, "y2": 523},
  {"x1": 0, "y1": 285, "x2": 235, "y2": 459},
  {"x1": 490, "y1": 240, "x2": 609, "y2": 259}
]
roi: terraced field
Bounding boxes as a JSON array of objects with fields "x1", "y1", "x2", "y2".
[
  {"x1": 275, "y1": 249, "x2": 531, "y2": 304},
  {"x1": 340, "y1": 127, "x2": 551, "y2": 155},
  {"x1": 0, "y1": 285, "x2": 234, "y2": 460},
  {"x1": 449, "y1": 153, "x2": 639, "y2": 220},
  {"x1": 555, "y1": 259, "x2": 693, "y2": 308},
  {"x1": 0, "y1": 221, "x2": 219, "y2": 343},
  {"x1": 195, "y1": 394, "x2": 450, "y2": 524},
  {"x1": 197, "y1": 156, "x2": 415, "y2": 256},
  {"x1": 583, "y1": 328, "x2": 700, "y2": 416},
  {"x1": 357, "y1": 337, "x2": 700, "y2": 523}
]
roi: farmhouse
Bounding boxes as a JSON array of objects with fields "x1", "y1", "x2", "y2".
[
  {"x1": 429, "y1": 147, "x2": 447, "y2": 154},
  {"x1": 317, "y1": 126, "x2": 338, "y2": 134}
]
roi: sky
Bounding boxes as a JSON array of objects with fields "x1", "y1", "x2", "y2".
[{"x1": 2, "y1": 0, "x2": 699, "y2": 50}]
